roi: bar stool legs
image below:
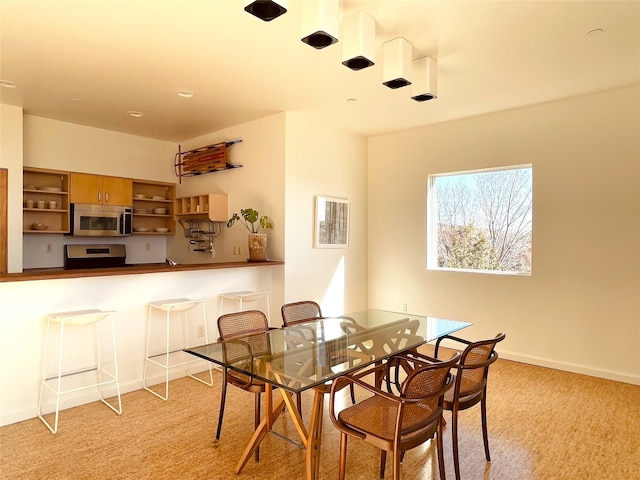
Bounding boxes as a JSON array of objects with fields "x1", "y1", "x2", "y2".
[
  {"x1": 38, "y1": 309, "x2": 122, "y2": 434},
  {"x1": 143, "y1": 298, "x2": 213, "y2": 401}
]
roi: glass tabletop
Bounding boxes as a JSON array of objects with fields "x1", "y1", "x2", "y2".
[{"x1": 185, "y1": 309, "x2": 471, "y2": 393}]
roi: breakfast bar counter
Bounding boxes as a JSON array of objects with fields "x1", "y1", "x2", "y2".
[{"x1": 0, "y1": 260, "x2": 284, "y2": 282}]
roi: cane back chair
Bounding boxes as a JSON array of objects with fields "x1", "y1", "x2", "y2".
[
  {"x1": 433, "y1": 332, "x2": 506, "y2": 480},
  {"x1": 329, "y1": 352, "x2": 460, "y2": 480},
  {"x1": 216, "y1": 310, "x2": 272, "y2": 461}
]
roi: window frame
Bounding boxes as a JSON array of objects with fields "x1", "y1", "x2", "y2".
[{"x1": 427, "y1": 164, "x2": 533, "y2": 276}]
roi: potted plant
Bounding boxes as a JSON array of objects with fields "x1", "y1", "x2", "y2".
[{"x1": 227, "y1": 208, "x2": 273, "y2": 261}]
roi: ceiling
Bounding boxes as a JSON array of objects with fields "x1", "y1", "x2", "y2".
[{"x1": 1, "y1": 1, "x2": 638, "y2": 143}]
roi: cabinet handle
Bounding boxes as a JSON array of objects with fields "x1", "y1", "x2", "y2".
[
  {"x1": 105, "y1": 192, "x2": 109, "y2": 203},
  {"x1": 98, "y1": 191, "x2": 101, "y2": 202}
]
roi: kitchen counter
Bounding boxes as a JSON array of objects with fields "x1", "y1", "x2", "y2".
[{"x1": 0, "y1": 260, "x2": 284, "y2": 282}]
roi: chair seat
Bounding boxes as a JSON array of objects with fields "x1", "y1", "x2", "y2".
[
  {"x1": 339, "y1": 395, "x2": 439, "y2": 441},
  {"x1": 46, "y1": 309, "x2": 116, "y2": 326}
]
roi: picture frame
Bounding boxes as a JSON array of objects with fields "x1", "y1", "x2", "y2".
[{"x1": 314, "y1": 195, "x2": 350, "y2": 248}]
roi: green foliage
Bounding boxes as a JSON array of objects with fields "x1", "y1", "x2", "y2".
[
  {"x1": 439, "y1": 224, "x2": 499, "y2": 270},
  {"x1": 226, "y1": 208, "x2": 273, "y2": 234}
]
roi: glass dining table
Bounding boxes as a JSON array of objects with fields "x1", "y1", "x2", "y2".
[{"x1": 185, "y1": 309, "x2": 471, "y2": 480}]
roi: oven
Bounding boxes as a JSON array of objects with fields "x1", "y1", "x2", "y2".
[
  {"x1": 64, "y1": 244, "x2": 127, "y2": 269},
  {"x1": 71, "y1": 203, "x2": 133, "y2": 237}
]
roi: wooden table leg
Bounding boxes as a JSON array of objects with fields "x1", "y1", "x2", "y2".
[
  {"x1": 306, "y1": 388, "x2": 325, "y2": 480},
  {"x1": 235, "y1": 384, "x2": 286, "y2": 474},
  {"x1": 236, "y1": 381, "x2": 325, "y2": 480}
]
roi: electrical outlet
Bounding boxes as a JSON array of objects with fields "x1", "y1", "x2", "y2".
[
  {"x1": 233, "y1": 245, "x2": 242, "y2": 256},
  {"x1": 46, "y1": 243, "x2": 53, "y2": 253},
  {"x1": 197, "y1": 325, "x2": 205, "y2": 338},
  {"x1": 402, "y1": 303, "x2": 407, "y2": 313},
  {"x1": 145, "y1": 242, "x2": 151, "y2": 251}
]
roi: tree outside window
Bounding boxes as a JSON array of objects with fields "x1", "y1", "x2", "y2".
[{"x1": 428, "y1": 165, "x2": 533, "y2": 274}]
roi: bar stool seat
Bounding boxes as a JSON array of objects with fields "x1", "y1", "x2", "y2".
[
  {"x1": 218, "y1": 290, "x2": 272, "y2": 321},
  {"x1": 143, "y1": 298, "x2": 213, "y2": 400},
  {"x1": 38, "y1": 309, "x2": 122, "y2": 434}
]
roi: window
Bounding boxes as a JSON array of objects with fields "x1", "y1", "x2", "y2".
[{"x1": 427, "y1": 165, "x2": 533, "y2": 274}]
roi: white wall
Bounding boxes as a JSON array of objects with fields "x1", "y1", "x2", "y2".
[
  {"x1": 166, "y1": 113, "x2": 286, "y2": 267},
  {"x1": 23, "y1": 116, "x2": 176, "y2": 182},
  {"x1": 367, "y1": 86, "x2": 640, "y2": 384},
  {"x1": 0, "y1": 264, "x2": 281, "y2": 426},
  {"x1": 283, "y1": 112, "x2": 369, "y2": 316},
  {"x1": 0, "y1": 104, "x2": 24, "y2": 273}
]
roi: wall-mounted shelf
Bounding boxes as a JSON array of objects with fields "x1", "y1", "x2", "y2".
[{"x1": 174, "y1": 193, "x2": 228, "y2": 222}]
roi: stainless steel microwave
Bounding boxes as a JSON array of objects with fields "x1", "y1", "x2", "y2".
[{"x1": 71, "y1": 203, "x2": 133, "y2": 236}]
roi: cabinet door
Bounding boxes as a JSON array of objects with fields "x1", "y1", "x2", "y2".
[
  {"x1": 70, "y1": 173, "x2": 103, "y2": 204},
  {"x1": 103, "y1": 176, "x2": 132, "y2": 206}
]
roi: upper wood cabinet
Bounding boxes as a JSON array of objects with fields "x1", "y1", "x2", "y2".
[{"x1": 70, "y1": 173, "x2": 132, "y2": 206}]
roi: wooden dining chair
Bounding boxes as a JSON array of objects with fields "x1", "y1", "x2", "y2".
[
  {"x1": 281, "y1": 300, "x2": 322, "y2": 326},
  {"x1": 433, "y1": 332, "x2": 506, "y2": 480},
  {"x1": 216, "y1": 310, "x2": 271, "y2": 461},
  {"x1": 329, "y1": 352, "x2": 460, "y2": 480}
]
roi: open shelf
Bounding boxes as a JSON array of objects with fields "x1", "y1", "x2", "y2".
[{"x1": 23, "y1": 167, "x2": 70, "y2": 234}]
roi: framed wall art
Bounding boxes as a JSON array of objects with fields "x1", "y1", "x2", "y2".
[{"x1": 314, "y1": 195, "x2": 350, "y2": 248}]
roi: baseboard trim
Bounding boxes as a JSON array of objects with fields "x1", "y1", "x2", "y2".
[
  {"x1": 500, "y1": 350, "x2": 640, "y2": 386},
  {"x1": 1, "y1": 366, "x2": 222, "y2": 428}
]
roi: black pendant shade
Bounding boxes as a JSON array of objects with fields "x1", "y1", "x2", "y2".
[
  {"x1": 302, "y1": 31, "x2": 338, "y2": 49},
  {"x1": 244, "y1": 0, "x2": 287, "y2": 22}
]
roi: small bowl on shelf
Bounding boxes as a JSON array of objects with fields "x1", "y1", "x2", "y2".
[
  {"x1": 134, "y1": 208, "x2": 149, "y2": 214},
  {"x1": 133, "y1": 227, "x2": 150, "y2": 233},
  {"x1": 39, "y1": 186, "x2": 62, "y2": 192},
  {"x1": 134, "y1": 193, "x2": 146, "y2": 199},
  {"x1": 152, "y1": 195, "x2": 166, "y2": 200},
  {"x1": 154, "y1": 227, "x2": 170, "y2": 233},
  {"x1": 31, "y1": 223, "x2": 48, "y2": 231},
  {"x1": 153, "y1": 208, "x2": 167, "y2": 215}
]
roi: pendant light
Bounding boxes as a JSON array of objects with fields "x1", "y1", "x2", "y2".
[
  {"x1": 244, "y1": 0, "x2": 287, "y2": 22},
  {"x1": 411, "y1": 57, "x2": 438, "y2": 102},
  {"x1": 301, "y1": 0, "x2": 339, "y2": 49},
  {"x1": 382, "y1": 37, "x2": 412, "y2": 89},
  {"x1": 341, "y1": 12, "x2": 375, "y2": 71}
]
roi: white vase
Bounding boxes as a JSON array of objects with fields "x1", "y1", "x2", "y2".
[{"x1": 248, "y1": 233, "x2": 267, "y2": 261}]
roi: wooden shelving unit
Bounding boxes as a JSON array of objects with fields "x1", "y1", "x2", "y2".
[
  {"x1": 23, "y1": 167, "x2": 70, "y2": 234},
  {"x1": 174, "y1": 193, "x2": 228, "y2": 222},
  {"x1": 132, "y1": 180, "x2": 176, "y2": 235}
]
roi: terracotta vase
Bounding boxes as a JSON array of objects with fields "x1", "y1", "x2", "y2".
[{"x1": 248, "y1": 233, "x2": 267, "y2": 261}]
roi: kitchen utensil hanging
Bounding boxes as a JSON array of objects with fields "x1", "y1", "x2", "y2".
[{"x1": 179, "y1": 218, "x2": 222, "y2": 257}]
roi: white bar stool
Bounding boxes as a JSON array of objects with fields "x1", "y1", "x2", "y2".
[
  {"x1": 38, "y1": 309, "x2": 122, "y2": 434},
  {"x1": 218, "y1": 290, "x2": 272, "y2": 321},
  {"x1": 143, "y1": 298, "x2": 213, "y2": 400}
]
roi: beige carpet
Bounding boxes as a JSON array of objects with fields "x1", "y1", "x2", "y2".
[{"x1": 1, "y1": 355, "x2": 639, "y2": 479}]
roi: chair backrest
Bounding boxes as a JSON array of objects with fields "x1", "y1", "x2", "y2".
[
  {"x1": 402, "y1": 354, "x2": 459, "y2": 402},
  {"x1": 281, "y1": 301, "x2": 322, "y2": 326},
  {"x1": 393, "y1": 354, "x2": 460, "y2": 435},
  {"x1": 218, "y1": 310, "x2": 269, "y2": 341},
  {"x1": 458, "y1": 333, "x2": 505, "y2": 395}
]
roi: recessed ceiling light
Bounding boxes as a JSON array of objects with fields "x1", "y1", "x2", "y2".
[
  {"x1": 0, "y1": 80, "x2": 18, "y2": 89},
  {"x1": 347, "y1": 98, "x2": 356, "y2": 102},
  {"x1": 176, "y1": 89, "x2": 195, "y2": 98},
  {"x1": 127, "y1": 110, "x2": 144, "y2": 118}
]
